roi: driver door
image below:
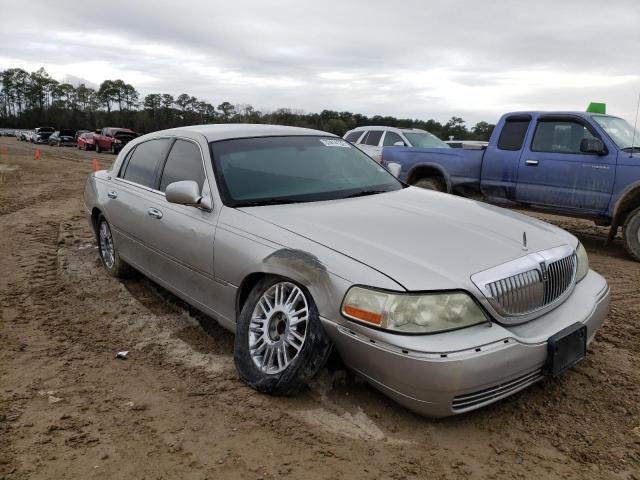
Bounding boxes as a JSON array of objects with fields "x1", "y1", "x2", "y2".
[{"x1": 515, "y1": 116, "x2": 616, "y2": 213}]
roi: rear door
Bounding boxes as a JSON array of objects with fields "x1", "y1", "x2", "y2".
[
  {"x1": 480, "y1": 115, "x2": 530, "y2": 202},
  {"x1": 104, "y1": 138, "x2": 173, "y2": 274},
  {"x1": 515, "y1": 115, "x2": 616, "y2": 213}
]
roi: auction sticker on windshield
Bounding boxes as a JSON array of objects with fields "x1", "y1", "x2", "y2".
[{"x1": 319, "y1": 138, "x2": 351, "y2": 148}]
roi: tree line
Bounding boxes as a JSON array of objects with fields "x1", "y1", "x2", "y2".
[{"x1": 0, "y1": 67, "x2": 495, "y2": 140}]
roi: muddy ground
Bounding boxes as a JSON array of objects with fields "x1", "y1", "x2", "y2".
[{"x1": 0, "y1": 137, "x2": 638, "y2": 480}]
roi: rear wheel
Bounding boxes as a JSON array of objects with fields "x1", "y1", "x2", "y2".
[
  {"x1": 97, "y1": 216, "x2": 132, "y2": 278},
  {"x1": 413, "y1": 177, "x2": 446, "y2": 192},
  {"x1": 234, "y1": 277, "x2": 332, "y2": 395},
  {"x1": 622, "y1": 207, "x2": 640, "y2": 262}
]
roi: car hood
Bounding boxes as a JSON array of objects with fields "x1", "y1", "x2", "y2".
[{"x1": 241, "y1": 187, "x2": 576, "y2": 292}]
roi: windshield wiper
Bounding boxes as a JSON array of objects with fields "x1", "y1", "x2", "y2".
[
  {"x1": 621, "y1": 147, "x2": 640, "y2": 152},
  {"x1": 342, "y1": 189, "x2": 387, "y2": 199},
  {"x1": 236, "y1": 198, "x2": 304, "y2": 207}
]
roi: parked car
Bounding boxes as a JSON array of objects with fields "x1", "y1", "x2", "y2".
[
  {"x1": 16, "y1": 130, "x2": 30, "y2": 141},
  {"x1": 48, "y1": 129, "x2": 77, "y2": 147},
  {"x1": 32, "y1": 126, "x2": 55, "y2": 144},
  {"x1": 84, "y1": 124, "x2": 609, "y2": 417},
  {"x1": 77, "y1": 132, "x2": 96, "y2": 151},
  {"x1": 343, "y1": 126, "x2": 449, "y2": 162},
  {"x1": 93, "y1": 127, "x2": 138, "y2": 154},
  {"x1": 382, "y1": 111, "x2": 640, "y2": 261},
  {"x1": 446, "y1": 140, "x2": 489, "y2": 149}
]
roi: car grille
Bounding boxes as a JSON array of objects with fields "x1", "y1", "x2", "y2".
[
  {"x1": 486, "y1": 253, "x2": 576, "y2": 316},
  {"x1": 451, "y1": 368, "x2": 544, "y2": 411}
]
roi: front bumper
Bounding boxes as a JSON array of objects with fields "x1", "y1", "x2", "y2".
[{"x1": 321, "y1": 270, "x2": 609, "y2": 417}]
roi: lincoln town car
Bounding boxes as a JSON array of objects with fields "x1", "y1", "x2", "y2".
[{"x1": 83, "y1": 124, "x2": 609, "y2": 417}]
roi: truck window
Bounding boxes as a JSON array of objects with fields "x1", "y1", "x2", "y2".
[
  {"x1": 363, "y1": 130, "x2": 383, "y2": 146},
  {"x1": 383, "y1": 131, "x2": 405, "y2": 146},
  {"x1": 497, "y1": 119, "x2": 530, "y2": 151},
  {"x1": 531, "y1": 120, "x2": 598, "y2": 154}
]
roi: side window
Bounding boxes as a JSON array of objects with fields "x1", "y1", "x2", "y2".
[
  {"x1": 122, "y1": 138, "x2": 172, "y2": 188},
  {"x1": 363, "y1": 130, "x2": 383, "y2": 146},
  {"x1": 159, "y1": 139, "x2": 206, "y2": 192},
  {"x1": 497, "y1": 119, "x2": 530, "y2": 151},
  {"x1": 383, "y1": 131, "x2": 405, "y2": 146},
  {"x1": 344, "y1": 131, "x2": 362, "y2": 142},
  {"x1": 357, "y1": 131, "x2": 370, "y2": 144},
  {"x1": 532, "y1": 120, "x2": 598, "y2": 154}
]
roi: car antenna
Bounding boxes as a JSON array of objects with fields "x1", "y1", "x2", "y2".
[{"x1": 631, "y1": 91, "x2": 640, "y2": 158}]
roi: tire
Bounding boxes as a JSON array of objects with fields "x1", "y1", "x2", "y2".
[
  {"x1": 234, "y1": 276, "x2": 332, "y2": 396},
  {"x1": 413, "y1": 177, "x2": 446, "y2": 192},
  {"x1": 96, "y1": 143, "x2": 102, "y2": 153},
  {"x1": 97, "y1": 216, "x2": 132, "y2": 278},
  {"x1": 622, "y1": 207, "x2": 640, "y2": 262}
]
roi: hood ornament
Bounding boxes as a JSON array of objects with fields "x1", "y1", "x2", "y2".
[{"x1": 522, "y1": 231, "x2": 528, "y2": 251}]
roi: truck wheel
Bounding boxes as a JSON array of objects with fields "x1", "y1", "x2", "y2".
[
  {"x1": 96, "y1": 143, "x2": 102, "y2": 153},
  {"x1": 234, "y1": 276, "x2": 332, "y2": 396},
  {"x1": 413, "y1": 177, "x2": 446, "y2": 192},
  {"x1": 622, "y1": 207, "x2": 640, "y2": 262}
]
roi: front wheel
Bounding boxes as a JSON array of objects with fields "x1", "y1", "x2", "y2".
[
  {"x1": 234, "y1": 277, "x2": 332, "y2": 395},
  {"x1": 622, "y1": 207, "x2": 640, "y2": 262},
  {"x1": 96, "y1": 143, "x2": 102, "y2": 153},
  {"x1": 97, "y1": 216, "x2": 132, "y2": 277}
]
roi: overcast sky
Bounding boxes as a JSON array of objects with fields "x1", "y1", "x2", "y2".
[{"x1": 1, "y1": 0, "x2": 639, "y2": 124}]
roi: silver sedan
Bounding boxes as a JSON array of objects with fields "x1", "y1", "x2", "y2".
[{"x1": 83, "y1": 124, "x2": 609, "y2": 417}]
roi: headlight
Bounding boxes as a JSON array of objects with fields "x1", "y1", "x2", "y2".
[
  {"x1": 113, "y1": 139, "x2": 122, "y2": 144},
  {"x1": 576, "y1": 242, "x2": 589, "y2": 282},
  {"x1": 341, "y1": 286, "x2": 488, "y2": 334}
]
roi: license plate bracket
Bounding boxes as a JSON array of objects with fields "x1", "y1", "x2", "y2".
[{"x1": 544, "y1": 322, "x2": 587, "y2": 377}]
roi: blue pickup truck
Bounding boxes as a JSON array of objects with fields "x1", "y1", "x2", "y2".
[{"x1": 381, "y1": 111, "x2": 640, "y2": 261}]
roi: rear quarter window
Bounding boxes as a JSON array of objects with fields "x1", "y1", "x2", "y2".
[
  {"x1": 497, "y1": 119, "x2": 531, "y2": 151},
  {"x1": 344, "y1": 131, "x2": 362, "y2": 142}
]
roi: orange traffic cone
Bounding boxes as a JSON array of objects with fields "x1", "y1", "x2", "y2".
[
  {"x1": 34, "y1": 149, "x2": 41, "y2": 161},
  {"x1": 92, "y1": 158, "x2": 100, "y2": 171}
]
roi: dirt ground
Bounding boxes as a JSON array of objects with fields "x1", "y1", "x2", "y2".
[{"x1": 0, "y1": 137, "x2": 638, "y2": 480}]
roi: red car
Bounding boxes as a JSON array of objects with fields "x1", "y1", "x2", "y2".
[
  {"x1": 93, "y1": 127, "x2": 138, "y2": 154},
  {"x1": 77, "y1": 132, "x2": 95, "y2": 151}
]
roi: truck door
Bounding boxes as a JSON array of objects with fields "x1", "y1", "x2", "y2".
[
  {"x1": 480, "y1": 115, "x2": 530, "y2": 202},
  {"x1": 515, "y1": 115, "x2": 616, "y2": 213}
]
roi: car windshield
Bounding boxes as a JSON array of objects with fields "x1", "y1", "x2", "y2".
[
  {"x1": 593, "y1": 115, "x2": 640, "y2": 150},
  {"x1": 211, "y1": 136, "x2": 403, "y2": 206},
  {"x1": 402, "y1": 132, "x2": 450, "y2": 148}
]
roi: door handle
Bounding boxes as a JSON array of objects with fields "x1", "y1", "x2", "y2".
[
  {"x1": 107, "y1": 190, "x2": 118, "y2": 199},
  {"x1": 525, "y1": 160, "x2": 539, "y2": 166},
  {"x1": 147, "y1": 207, "x2": 163, "y2": 219}
]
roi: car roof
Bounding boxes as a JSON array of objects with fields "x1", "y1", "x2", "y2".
[
  {"x1": 502, "y1": 111, "x2": 620, "y2": 120},
  {"x1": 148, "y1": 124, "x2": 335, "y2": 142},
  {"x1": 348, "y1": 125, "x2": 429, "y2": 134}
]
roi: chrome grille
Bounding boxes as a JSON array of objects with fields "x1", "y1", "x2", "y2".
[{"x1": 471, "y1": 245, "x2": 578, "y2": 322}]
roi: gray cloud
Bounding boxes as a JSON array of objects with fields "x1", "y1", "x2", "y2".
[{"x1": 1, "y1": 0, "x2": 639, "y2": 124}]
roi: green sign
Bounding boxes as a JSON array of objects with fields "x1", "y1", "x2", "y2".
[{"x1": 587, "y1": 102, "x2": 606, "y2": 114}]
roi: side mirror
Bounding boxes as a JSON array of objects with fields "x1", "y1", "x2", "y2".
[
  {"x1": 580, "y1": 138, "x2": 606, "y2": 155},
  {"x1": 165, "y1": 181, "x2": 211, "y2": 211},
  {"x1": 393, "y1": 141, "x2": 406, "y2": 147}
]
